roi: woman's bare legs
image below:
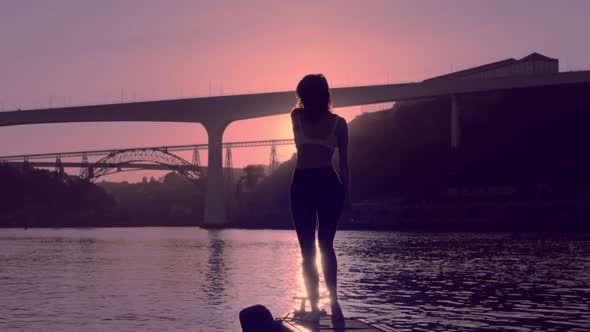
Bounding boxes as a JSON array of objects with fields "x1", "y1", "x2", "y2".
[
  {"x1": 300, "y1": 241, "x2": 320, "y2": 313},
  {"x1": 290, "y1": 168, "x2": 344, "y2": 320},
  {"x1": 292, "y1": 211, "x2": 321, "y2": 313},
  {"x1": 318, "y1": 202, "x2": 344, "y2": 320}
]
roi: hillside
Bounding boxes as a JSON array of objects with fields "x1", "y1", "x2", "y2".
[{"x1": 232, "y1": 84, "x2": 590, "y2": 230}]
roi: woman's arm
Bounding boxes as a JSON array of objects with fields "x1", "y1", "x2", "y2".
[{"x1": 337, "y1": 117, "x2": 350, "y2": 204}]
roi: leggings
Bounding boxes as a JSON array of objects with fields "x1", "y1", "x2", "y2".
[{"x1": 289, "y1": 167, "x2": 344, "y2": 305}]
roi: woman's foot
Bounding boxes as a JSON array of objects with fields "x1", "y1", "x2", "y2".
[
  {"x1": 295, "y1": 310, "x2": 321, "y2": 323},
  {"x1": 331, "y1": 301, "x2": 344, "y2": 321}
]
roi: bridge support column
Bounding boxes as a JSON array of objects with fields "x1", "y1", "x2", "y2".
[
  {"x1": 451, "y1": 94, "x2": 461, "y2": 149},
  {"x1": 203, "y1": 120, "x2": 229, "y2": 226}
]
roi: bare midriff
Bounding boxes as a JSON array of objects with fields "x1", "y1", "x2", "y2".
[
  {"x1": 293, "y1": 112, "x2": 339, "y2": 169},
  {"x1": 295, "y1": 144, "x2": 336, "y2": 169}
]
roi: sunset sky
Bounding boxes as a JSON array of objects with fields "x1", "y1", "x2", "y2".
[{"x1": 1, "y1": 0, "x2": 589, "y2": 181}]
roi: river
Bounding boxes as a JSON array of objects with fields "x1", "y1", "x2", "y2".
[{"x1": 1, "y1": 228, "x2": 589, "y2": 331}]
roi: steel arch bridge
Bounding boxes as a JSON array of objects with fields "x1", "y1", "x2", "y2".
[
  {"x1": 0, "y1": 138, "x2": 294, "y2": 182},
  {"x1": 79, "y1": 148, "x2": 203, "y2": 181}
]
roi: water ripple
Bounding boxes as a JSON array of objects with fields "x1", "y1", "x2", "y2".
[{"x1": 1, "y1": 228, "x2": 589, "y2": 331}]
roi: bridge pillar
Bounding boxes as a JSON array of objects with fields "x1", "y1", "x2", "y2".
[
  {"x1": 203, "y1": 120, "x2": 229, "y2": 226},
  {"x1": 451, "y1": 94, "x2": 461, "y2": 149}
]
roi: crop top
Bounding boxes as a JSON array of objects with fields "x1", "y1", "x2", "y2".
[{"x1": 293, "y1": 113, "x2": 339, "y2": 150}]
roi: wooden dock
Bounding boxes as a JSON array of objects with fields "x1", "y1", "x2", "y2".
[{"x1": 278, "y1": 312, "x2": 396, "y2": 332}]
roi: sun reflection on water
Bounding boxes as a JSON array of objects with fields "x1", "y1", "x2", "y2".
[{"x1": 294, "y1": 241, "x2": 331, "y2": 311}]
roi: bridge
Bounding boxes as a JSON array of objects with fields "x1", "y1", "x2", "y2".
[
  {"x1": 0, "y1": 138, "x2": 294, "y2": 181},
  {"x1": 2, "y1": 70, "x2": 590, "y2": 225}
]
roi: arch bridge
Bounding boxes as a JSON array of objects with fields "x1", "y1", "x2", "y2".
[{"x1": 0, "y1": 138, "x2": 294, "y2": 182}]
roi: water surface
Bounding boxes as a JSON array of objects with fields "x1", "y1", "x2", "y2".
[{"x1": 1, "y1": 228, "x2": 589, "y2": 331}]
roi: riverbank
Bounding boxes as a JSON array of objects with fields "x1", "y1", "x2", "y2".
[
  {"x1": 228, "y1": 197, "x2": 590, "y2": 231},
  {"x1": 2, "y1": 197, "x2": 589, "y2": 231}
]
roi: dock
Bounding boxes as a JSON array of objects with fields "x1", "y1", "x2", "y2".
[{"x1": 279, "y1": 312, "x2": 396, "y2": 332}]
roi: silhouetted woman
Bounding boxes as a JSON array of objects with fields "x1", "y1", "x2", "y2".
[{"x1": 290, "y1": 74, "x2": 349, "y2": 321}]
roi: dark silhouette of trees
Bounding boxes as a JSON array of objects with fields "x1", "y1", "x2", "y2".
[
  {"x1": 240, "y1": 165, "x2": 266, "y2": 191},
  {"x1": 0, "y1": 164, "x2": 114, "y2": 227},
  {"x1": 0, "y1": 164, "x2": 207, "y2": 228},
  {"x1": 98, "y1": 171, "x2": 204, "y2": 226}
]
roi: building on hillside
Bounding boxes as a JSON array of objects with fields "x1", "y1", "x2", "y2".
[
  {"x1": 360, "y1": 52, "x2": 559, "y2": 118},
  {"x1": 425, "y1": 52, "x2": 559, "y2": 81}
]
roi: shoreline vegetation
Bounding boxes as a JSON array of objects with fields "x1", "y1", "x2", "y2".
[{"x1": 2, "y1": 84, "x2": 590, "y2": 231}]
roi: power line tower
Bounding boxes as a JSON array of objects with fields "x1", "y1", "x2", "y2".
[
  {"x1": 22, "y1": 156, "x2": 30, "y2": 170},
  {"x1": 223, "y1": 146, "x2": 236, "y2": 219},
  {"x1": 269, "y1": 143, "x2": 279, "y2": 175},
  {"x1": 55, "y1": 155, "x2": 64, "y2": 178},
  {"x1": 192, "y1": 148, "x2": 201, "y2": 172},
  {"x1": 80, "y1": 153, "x2": 88, "y2": 177},
  {"x1": 224, "y1": 146, "x2": 234, "y2": 192}
]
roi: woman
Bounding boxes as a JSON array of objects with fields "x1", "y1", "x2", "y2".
[{"x1": 289, "y1": 74, "x2": 350, "y2": 321}]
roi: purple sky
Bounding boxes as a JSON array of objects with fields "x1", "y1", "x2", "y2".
[{"x1": 1, "y1": 0, "x2": 589, "y2": 181}]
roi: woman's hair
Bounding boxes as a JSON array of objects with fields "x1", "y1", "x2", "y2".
[{"x1": 294, "y1": 74, "x2": 332, "y2": 123}]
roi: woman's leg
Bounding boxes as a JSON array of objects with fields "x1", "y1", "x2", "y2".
[
  {"x1": 290, "y1": 177, "x2": 320, "y2": 312},
  {"x1": 296, "y1": 221, "x2": 320, "y2": 312},
  {"x1": 317, "y1": 175, "x2": 344, "y2": 318}
]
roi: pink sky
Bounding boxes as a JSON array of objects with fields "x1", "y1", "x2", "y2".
[{"x1": 1, "y1": 0, "x2": 589, "y2": 181}]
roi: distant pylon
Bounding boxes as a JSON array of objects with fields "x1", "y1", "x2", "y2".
[
  {"x1": 22, "y1": 156, "x2": 30, "y2": 170},
  {"x1": 55, "y1": 155, "x2": 64, "y2": 177},
  {"x1": 269, "y1": 144, "x2": 279, "y2": 175},
  {"x1": 192, "y1": 148, "x2": 201, "y2": 171},
  {"x1": 80, "y1": 153, "x2": 88, "y2": 177},
  {"x1": 224, "y1": 146, "x2": 233, "y2": 192}
]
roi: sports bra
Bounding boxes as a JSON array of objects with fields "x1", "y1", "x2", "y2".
[{"x1": 293, "y1": 113, "x2": 339, "y2": 150}]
